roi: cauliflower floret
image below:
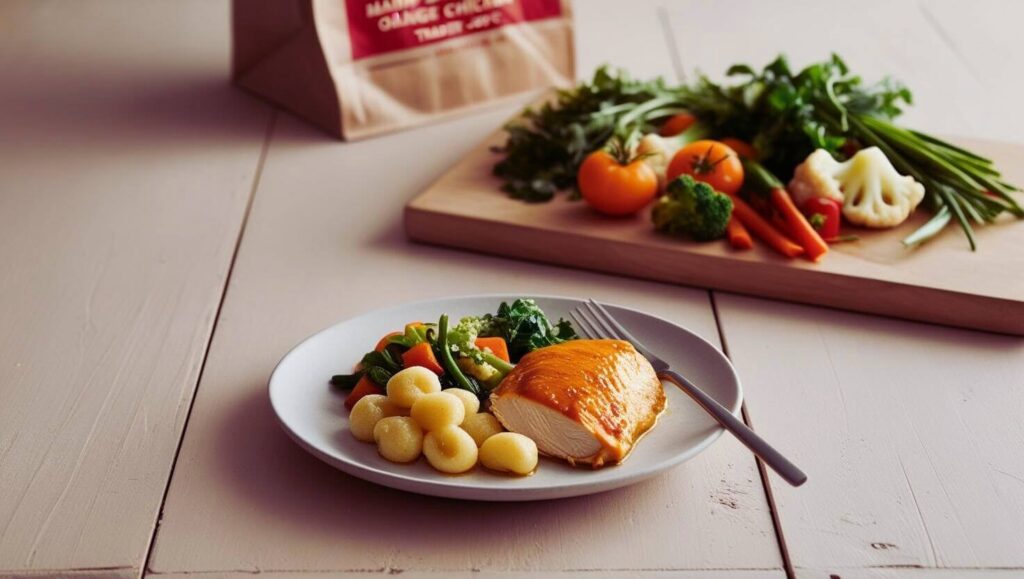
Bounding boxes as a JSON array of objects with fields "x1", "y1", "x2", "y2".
[
  {"x1": 789, "y1": 147, "x2": 925, "y2": 228},
  {"x1": 635, "y1": 134, "x2": 683, "y2": 191},
  {"x1": 788, "y1": 150, "x2": 845, "y2": 206}
]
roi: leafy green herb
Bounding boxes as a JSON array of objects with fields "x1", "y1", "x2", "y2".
[
  {"x1": 679, "y1": 54, "x2": 1021, "y2": 248},
  {"x1": 330, "y1": 349, "x2": 402, "y2": 390},
  {"x1": 487, "y1": 299, "x2": 577, "y2": 361},
  {"x1": 492, "y1": 66, "x2": 688, "y2": 202}
]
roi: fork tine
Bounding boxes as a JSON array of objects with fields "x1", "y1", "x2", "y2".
[
  {"x1": 570, "y1": 309, "x2": 599, "y2": 339},
  {"x1": 587, "y1": 299, "x2": 640, "y2": 345},
  {"x1": 575, "y1": 305, "x2": 608, "y2": 339},
  {"x1": 583, "y1": 301, "x2": 625, "y2": 341}
]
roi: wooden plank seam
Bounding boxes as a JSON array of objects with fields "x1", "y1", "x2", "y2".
[{"x1": 139, "y1": 111, "x2": 279, "y2": 578}]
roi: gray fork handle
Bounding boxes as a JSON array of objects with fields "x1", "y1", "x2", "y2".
[{"x1": 661, "y1": 369, "x2": 807, "y2": 487}]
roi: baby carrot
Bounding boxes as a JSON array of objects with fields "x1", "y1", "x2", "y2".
[
  {"x1": 770, "y1": 187, "x2": 829, "y2": 262},
  {"x1": 728, "y1": 194, "x2": 804, "y2": 258},
  {"x1": 725, "y1": 215, "x2": 753, "y2": 250}
]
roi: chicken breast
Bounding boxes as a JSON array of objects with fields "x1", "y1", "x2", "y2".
[{"x1": 489, "y1": 339, "x2": 666, "y2": 468}]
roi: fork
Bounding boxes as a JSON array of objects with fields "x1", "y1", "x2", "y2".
[{"x1": 571, "y1": 299, "x2": 807, "y2": 487}]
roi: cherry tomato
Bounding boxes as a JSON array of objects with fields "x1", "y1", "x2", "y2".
[
  {"x1": 659, "y1": 112, "x2": 697, "y2": 137},
  {"x1": 578, "y1": 150, "x2": 659, "y2": 216},
  {"x1": 719, "y1": 138, "x2": 757, "y2": 160},
  {"x1": 801, "y1": 197, "x2": 842, "y2": 240},
  {"x1": 667, "y1": 140, "x2": 744, "y2": 195}
]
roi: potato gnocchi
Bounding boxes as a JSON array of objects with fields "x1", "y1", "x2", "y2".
[
  {"x1": 445, "y1": 388, "x2": 481, "y2": 416},
  {"x1": 349, "y1": 394, "x2": 399, "y2": 442},
  {"x1": 386, "y1": 366, "x2": 441, "y2": 408},
  {"x1": 373, "y1": 416, "x2": 423, "y2": 463},
  {"x1": 348, "y1": 381, "x2": 535, "y2": 476},
  {"x1": 423, "y1": 425, "x2": 479, "y2": 474},
  {"x1": 460, "y1": 412, "x2": 504, "y2": 447},
  {"x1": 479, "y1": 432, "x2": 538, "y2": 475},
  {"x1": 410, "y1": 392, "x2": 465, "y2": 432}
]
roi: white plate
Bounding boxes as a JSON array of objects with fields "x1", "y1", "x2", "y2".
[{"x1": 268, "y1": 294, "x2": 742, "y2": 501}]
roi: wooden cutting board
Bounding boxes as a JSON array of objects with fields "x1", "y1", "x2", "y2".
[{"x1": 405, "y1": 128, "x2": 1024, "y2": 335}]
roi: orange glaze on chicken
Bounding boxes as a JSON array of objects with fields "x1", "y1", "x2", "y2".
[{"x1": 489, "y1": 339, "x2": 666, "y2": 468}]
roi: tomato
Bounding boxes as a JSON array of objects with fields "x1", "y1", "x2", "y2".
[
  {"x1": 666, "y1": 140, "x2": 744, "y2": 195},
  {"x1": 801, "y1": 197, "x2": 842, "y2": 240},
  {"x1": 659, "y1": 113, "x2": 697, "y2": 137},
  {"x1": 719, "y1": 138, "x2": 757, "y2": 160},
  {"x1": 578, "y1": 150, "x2": 659, "y2": 216}
]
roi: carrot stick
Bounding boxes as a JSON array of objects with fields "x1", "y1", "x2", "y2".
[
  {"x1": 725, "y1": 215, "x2": 753, "y2": 250},
  {"x1": 770, "y1": 188, "x2": 829, "y2": 262},
  {"x1": 728, "y1": 194, "x2": 804, "y2": 258}
]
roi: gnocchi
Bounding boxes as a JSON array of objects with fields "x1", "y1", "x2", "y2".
[
  {"x1": 479, "y1": 432, "x2": 539, "y2": 476},
  {"x1": 373, "y1": 416, "x2": 424, "y2": 463},
  {"x1": 460, "y1": 412, "x2": 504, "y2": 447},
  {"x1": 349, "y1": 394, "x2": 399, "y2": 442},
  {"x1": 386, "y1": 366, "x2": 441, "y2": 408},
  {"x1": 410, "y1": 392, "x2": 465, "y2": 431},
  {"x1": 445, "y1": 388, "x2": 481, "y2": 417},
  {"x1": 422, "y1": 426, "x2": 478, "y2": 473}
]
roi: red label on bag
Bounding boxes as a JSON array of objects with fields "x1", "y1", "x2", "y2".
[{"x1": 344, "y1": 0, "x2": 562, "y2": 60}]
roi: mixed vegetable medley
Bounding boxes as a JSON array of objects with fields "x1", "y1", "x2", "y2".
[
  {"x1": 331, "y1": 298, "x2": 577, "y2": 404},
  {"x1": 493, "y1": 55, "x2": 1022, "y2": 257},
  {"x1": 330, "y1": 299, "x2": 577, "y2": 477}
]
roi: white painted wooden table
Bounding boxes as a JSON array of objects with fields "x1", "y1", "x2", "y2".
[{"x1": 1, "y1": 1, "x2": 1022, "y2": 578}]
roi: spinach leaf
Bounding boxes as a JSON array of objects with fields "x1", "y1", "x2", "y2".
[
  {"x1": 330, "y1": 347, "x2": 403, "y2": 389},
  {"x1": 484, "y1": 299, "x2": 577, "y2": 361}
]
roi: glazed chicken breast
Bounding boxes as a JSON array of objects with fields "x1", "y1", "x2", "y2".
[{"x1": 489, "y1": 339, "x2": 666, "y2": 468}]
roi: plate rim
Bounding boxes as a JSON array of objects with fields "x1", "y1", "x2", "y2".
[{"x1": 268, "y1": 293, "x2": 744, "y2": 501}]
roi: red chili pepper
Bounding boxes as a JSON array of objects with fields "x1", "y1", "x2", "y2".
[{"x1": 801, "y1": 197, "x2": 842, "y2": 240}]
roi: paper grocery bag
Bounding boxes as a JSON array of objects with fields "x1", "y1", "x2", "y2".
[{"x1": 232, "y1": 0, "x2": 574, "y2": 140}]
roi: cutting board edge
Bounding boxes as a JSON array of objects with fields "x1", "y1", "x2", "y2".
[{"x1": 405, "y1": 204, "x2": 1024, "y2": 336}]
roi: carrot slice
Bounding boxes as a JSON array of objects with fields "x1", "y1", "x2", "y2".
[
  {"x1": 770, "y1": 188, "x2": 829, "y2": 262},
  {"x1": 401, "y1": 342, "x2": 445, "y2": 375},
  {"x1": 374, "y1": 331, "x2": 402, "y2": 352},
  {"x1": 728, "y1": 194, "x2": 804, "y2": 258},
  {"x1": 344, "y1": 375, "x2": 383, "y2": 409},
  {"x1": 474, "y1": 337, "x2": 510, "y2": 363},
  {"x1": 725, "y1": 215, "x2": 753, "y2": 250}
]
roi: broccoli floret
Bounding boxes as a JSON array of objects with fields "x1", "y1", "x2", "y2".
[
  {"x1": 651, "y1": 175, "x2": 733, "y2": 241},
  {"x1": 447, "y1": 315, "x2": 514, "y2": 380},
  {"x1": 448, "y1": 316, "x2": 493, "y2": 361}
]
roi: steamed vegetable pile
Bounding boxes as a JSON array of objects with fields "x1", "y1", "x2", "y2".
[
  {"x1": 330, "y1": 299, "x2": 577, "y2": 476},
  {"x1": 493, "y1": 55, "x2": 1022, "y2": 255}
]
